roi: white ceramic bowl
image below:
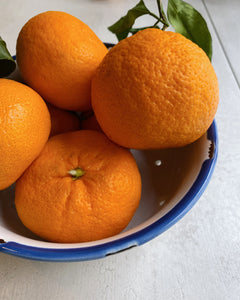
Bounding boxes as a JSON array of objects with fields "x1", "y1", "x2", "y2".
[
  {"x1": 0, "y1": 119, "x2": 218, "y2": 261},
  {"x1": 0, "y1": 52, "x2": 218, "y2": 261}
]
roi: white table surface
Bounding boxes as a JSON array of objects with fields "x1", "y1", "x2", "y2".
[{"x1": 0, "y1": 0, "x2": 240, "y2": 299}]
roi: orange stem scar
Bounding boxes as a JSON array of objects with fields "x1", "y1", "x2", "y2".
[{"x1": 68, "y1": 167, "x2": 85, "y2": 180}]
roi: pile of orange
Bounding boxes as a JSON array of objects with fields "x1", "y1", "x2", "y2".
[{"x1": 0, "y1": 11, "x2": 219, "y2": 243}]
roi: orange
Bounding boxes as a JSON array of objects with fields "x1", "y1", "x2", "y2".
[
  {"x1": 0, "y1": 79, "x2": 50, "y2": 190},
  {"x1": 80, "y1": 112, "x2": 102, "y2": 132},
  {"x1": 47, "y1": 103, "x2": 81, "y2": 137},
  {"x1": 91, "y1": 28, "x2": 219, "y2": 149},
  {"x1": 16, "y1": 11, "x2": 108, "y2": 111},
  {"x1": 15, "y1": 130, "x2": 142, "y2": 243}
]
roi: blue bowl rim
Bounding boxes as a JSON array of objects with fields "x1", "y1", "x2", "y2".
[{"x1": 0, "y1": 120, "x2": 218, "y2": 262}]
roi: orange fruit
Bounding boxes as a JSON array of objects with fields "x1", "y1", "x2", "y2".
[
  {"x1": 80, "y1": 112, "x2": 102, "y2": 132},
  {"x1": 15, "y1": 130, "x2": 141, "y2": 243},
  {"x1": 47, "y1": 103, "x2": 81, "y2": 137},
  {"x1": 16, "y1": 11, "x2": 108, "y2": 111},
  {"x1": 91, "y1": 28, "x2": 219, "y2": 149},
  {"x1": 0, "y1": 79, "x2": 50, "y2": 190}
]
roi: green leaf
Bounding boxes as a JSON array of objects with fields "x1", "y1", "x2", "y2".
[
  {"x1": 129, "y1": 25, "x2": 160, "y2": 35},
  {"x1": 0, "y1": 37, "x2": 16, "y2": 77},
  {"x1": 167, "y1": 0, "x2": 212, "y2": 61},
  {"x1": 108, "y1": 0, "x2": 153, "y2": 41}
]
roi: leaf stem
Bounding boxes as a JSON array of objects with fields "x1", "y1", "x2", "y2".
[
  {"x1": 156, "y1": 0, "x2": 169, "y2": 29},
  {"x1": 156, "y1": 0, "x2": 162, "y2": 17},
  {"x1": 153, "y1": 19, "x2": 160, "y2": 27},
  {"x1": 148, "y1": 11, "x2": 161, "y2": 21}
]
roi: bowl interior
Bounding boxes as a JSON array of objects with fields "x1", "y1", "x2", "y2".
[
  {"x1": 0, "y1": 65, "x2": 215, "y2": 255},
  {"x1": 0, "y1": 131, "x2": 212, "y2": 249}
]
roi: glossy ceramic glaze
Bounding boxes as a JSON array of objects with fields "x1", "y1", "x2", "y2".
[{"x1": 0, "y1": 118, "x2": 218, "y2": 261}]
